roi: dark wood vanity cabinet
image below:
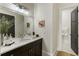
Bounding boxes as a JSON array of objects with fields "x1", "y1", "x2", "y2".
[{"x1": 1, "y1": 38, "x2": 42, "y2": 56}]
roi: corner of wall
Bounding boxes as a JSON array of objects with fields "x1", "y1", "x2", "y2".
[{"x1": 42, "y1": 50, "x2": 57, "y2": 56}]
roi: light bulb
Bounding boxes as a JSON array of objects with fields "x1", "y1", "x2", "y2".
[{"x1": 25, "y1": 10, "x2": 29, "y2": 15}]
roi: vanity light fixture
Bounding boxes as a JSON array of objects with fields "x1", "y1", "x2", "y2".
[
  {"x1": 12, "y1": 3, "x2": 29, "y2": 15},
  {"x1": 20, "y1": 8, "x2": 29, "y2": 15},
  {"x1": 0, "y1": 3, "x2": 30, "y2": 16}
]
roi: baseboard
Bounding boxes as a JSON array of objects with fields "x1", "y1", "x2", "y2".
[{"x1": 42, "y1": 50, "x2": 56, "y2": 56}]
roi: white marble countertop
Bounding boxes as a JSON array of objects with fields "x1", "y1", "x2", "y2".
[{"x1": 0, "y1": 37, "x2": 42, "y2": 55}]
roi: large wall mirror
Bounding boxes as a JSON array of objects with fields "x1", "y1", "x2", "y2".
[{"x1": 0, "y1": 3, "x2": 34, "y2": 46}]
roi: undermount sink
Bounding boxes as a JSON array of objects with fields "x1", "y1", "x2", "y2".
[
  {"x1": 3, "y1": 39, "x2": 15, "y2": 46},
  {"x1": 2, "y1": 34, "x2": 34, "y2": 47},
  {"x1": 2, "y1": 37, "x2": 33, "y2": 46}
]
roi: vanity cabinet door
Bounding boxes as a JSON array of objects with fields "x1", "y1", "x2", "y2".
[
  {"x1": 29, "y1": 39, "x2": 42, "y2": 56},
  {"x1": 1, "y1": 51, "x2": 13, "y2": 56},
  {"x1": 1, "y1": 47, "x2": 28, "y2": 56},
  {"x1": 33, "y1": 39, "x2": 42, "y2": 56},
  {"x1": 13, "y1": 46, "x2": 29, "y2": 56},
  {"x1": 28, "y1": 46, "x2": 35, "y2": 56}
]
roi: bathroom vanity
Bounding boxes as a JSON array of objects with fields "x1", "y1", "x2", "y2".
[
  {"x1": 0, "y1": 4, "x2": 41, "y2": 56},
  {"x1": 1, "y1": 37, "x2": 42, "y2": 56}
]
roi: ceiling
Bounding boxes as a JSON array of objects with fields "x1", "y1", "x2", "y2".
[{"x1": 17, "y1": 3, "x2": 34, "y2": 10}]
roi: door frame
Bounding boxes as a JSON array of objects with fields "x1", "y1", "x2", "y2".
[{"x1": 58, "y1": 5, "x2": 78, "y2": 51}]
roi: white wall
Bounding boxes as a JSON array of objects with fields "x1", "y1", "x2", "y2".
[
  {"x1": 34, "y1": 3, "x2": 53, "y2": 56},
  {"x1": 78, "y1": 12, "x2": 79, "y2": 51},
  {"x1": 0, "y1": 6, "x2": 24, "y2": 38},
  {"x1": 34, "y1": 3, "x2": 60, "y2": 56},
  {"x1": 52, "y1": 4, "x2": 60, "y2": 54}
]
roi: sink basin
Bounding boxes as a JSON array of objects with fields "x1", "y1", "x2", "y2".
[
  {"x1": 3, "y1": 39, "x2": 15, "y2": 46},
  {"x1": 2, "y1": 36, "x2": 33, "y2": 47}
]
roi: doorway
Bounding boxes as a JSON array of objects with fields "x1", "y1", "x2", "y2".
[{"x1": 59, "y1": 6, "x2": 78, "y2": 55}]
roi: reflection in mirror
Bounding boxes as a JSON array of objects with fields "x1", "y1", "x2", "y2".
[
  {"x1": 0, "y1": 13, "x2": 15, "y2": 45},
  {"x1": 0, "y1": 13, "x2": 15, "y2": 37},
  {"x1": 0, "y1": 3, "x2": 34, "y2": 46}
]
